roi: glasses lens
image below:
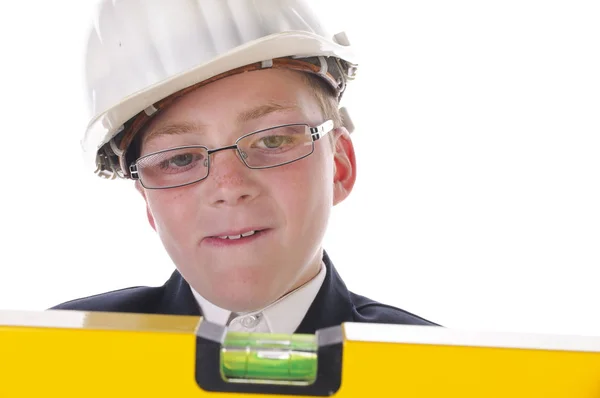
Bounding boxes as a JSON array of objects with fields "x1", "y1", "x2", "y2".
[
  {"x1": 238, "y1": 125, "x2": 314, "y2": 168},
  {"x1": 137, "y1": 146, "x2": 209, "y2": 188}
]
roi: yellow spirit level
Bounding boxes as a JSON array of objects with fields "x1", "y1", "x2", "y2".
[{"x1": 1, "y1": 309, "x2": 599, "y2": 397}]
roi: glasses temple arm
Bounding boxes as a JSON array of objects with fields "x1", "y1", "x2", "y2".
[{"x1": 310, "y1": 120, "x2": 334, "y2": 141}]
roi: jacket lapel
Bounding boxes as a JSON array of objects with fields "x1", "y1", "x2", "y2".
[
  {"x1": 295, "y1": 251, "x2": 355, "y2": 334},
  {"x1": 156, "y1": 270, "x2": 202, "y2": 316}
]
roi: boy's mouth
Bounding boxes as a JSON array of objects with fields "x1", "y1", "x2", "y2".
[
  {"x1": 205, "y1": 228, "x2": 269, "y2": 242},
  {"x1": 215, "y1": 230, "x2": 260, "y2": 240},
  {"x1": 203, "y1": 228, "x2": 270, "y2": 247}
]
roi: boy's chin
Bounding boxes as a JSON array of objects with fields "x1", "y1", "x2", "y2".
[{"x1": 194, "y1": 265, "x2": 292, "y2": 309}]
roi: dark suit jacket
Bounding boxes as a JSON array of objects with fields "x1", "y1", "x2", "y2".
[{"x1": 51, "y1": 251, "x2": 438, "y2": 332}]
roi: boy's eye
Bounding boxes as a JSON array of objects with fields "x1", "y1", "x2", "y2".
[
  {"x1": 169, "y1": 153, "x2": 194, "y2": 167},
  {"x1": 152, "y1": 150, "x2": 206, "y2": 172},
  {"x1": 260, "y1": 135, "x2": 292, "y2": 148}
]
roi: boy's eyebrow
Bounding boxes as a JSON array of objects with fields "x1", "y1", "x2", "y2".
[
  {"x1": 237, "y1": 102, "x2": 299, "y2": 124},
  {"x1": 143, "y1": 121, "x2": 207, "y2": 143}
]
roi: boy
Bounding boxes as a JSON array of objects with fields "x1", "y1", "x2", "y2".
[{"x1": 52, "y1": 0, "x2": 437, "y2": 333}]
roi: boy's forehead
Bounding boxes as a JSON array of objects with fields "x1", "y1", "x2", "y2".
[{"x1": 144, "y1": 71, "x2": 315, "y2": 126}]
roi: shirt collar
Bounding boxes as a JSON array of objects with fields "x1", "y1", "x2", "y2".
[{"x1": 191, "y1": 261, "x2": 326, "y2": 334}]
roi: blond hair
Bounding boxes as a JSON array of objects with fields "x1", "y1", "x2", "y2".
[{"x1": 301, "y1": 72, "x2": 343, "y2": 147}]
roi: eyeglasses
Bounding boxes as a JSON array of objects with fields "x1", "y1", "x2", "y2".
[{"x1": 129, "y1": 120, "x2": 334, "y2": 189}]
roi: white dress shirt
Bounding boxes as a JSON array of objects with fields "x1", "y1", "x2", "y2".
[{"x1": 191, "y1": 261, "x2": 326, "y2": 334}]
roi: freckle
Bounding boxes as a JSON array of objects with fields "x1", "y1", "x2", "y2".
[{"x1": 215, "y1": 174, "x2": 243, "y2": 187}]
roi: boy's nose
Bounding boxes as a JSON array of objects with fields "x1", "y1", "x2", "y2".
[{"x1": 205, "y1": 149, "x2": 260, "y2": 206}]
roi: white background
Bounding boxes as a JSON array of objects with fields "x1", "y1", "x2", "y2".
[{"x1": 0, "y1": 1, "x2": 598, "y2": 337}]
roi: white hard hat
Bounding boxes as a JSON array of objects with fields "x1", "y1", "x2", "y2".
[{"x1": 83, "y1": 0, "x2": 358, "y2": 179}]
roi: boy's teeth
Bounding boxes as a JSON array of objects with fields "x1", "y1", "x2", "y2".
[{"x1": 217, "y1": 230, "x2": 257, "y2": 240}]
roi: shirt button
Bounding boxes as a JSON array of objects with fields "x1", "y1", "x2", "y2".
[{"x1": 241, "y1": 314, "x2": 260, "y2": 328}]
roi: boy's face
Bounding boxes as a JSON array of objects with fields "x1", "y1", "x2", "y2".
[{"x1": 136, "y1": 68, "x2": 356, "y2": 312}]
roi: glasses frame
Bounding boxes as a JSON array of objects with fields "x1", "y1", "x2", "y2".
[{"x1": 129, "y1": 119, "x2": 334, "y2": 189}]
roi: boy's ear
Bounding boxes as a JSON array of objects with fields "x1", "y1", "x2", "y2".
[
  {"x1": 332, "y1": 127, "x2": 356, "y2": 206},
  {"x1": 135, "y1": 181, "x2": 157, "y2": 231}
]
